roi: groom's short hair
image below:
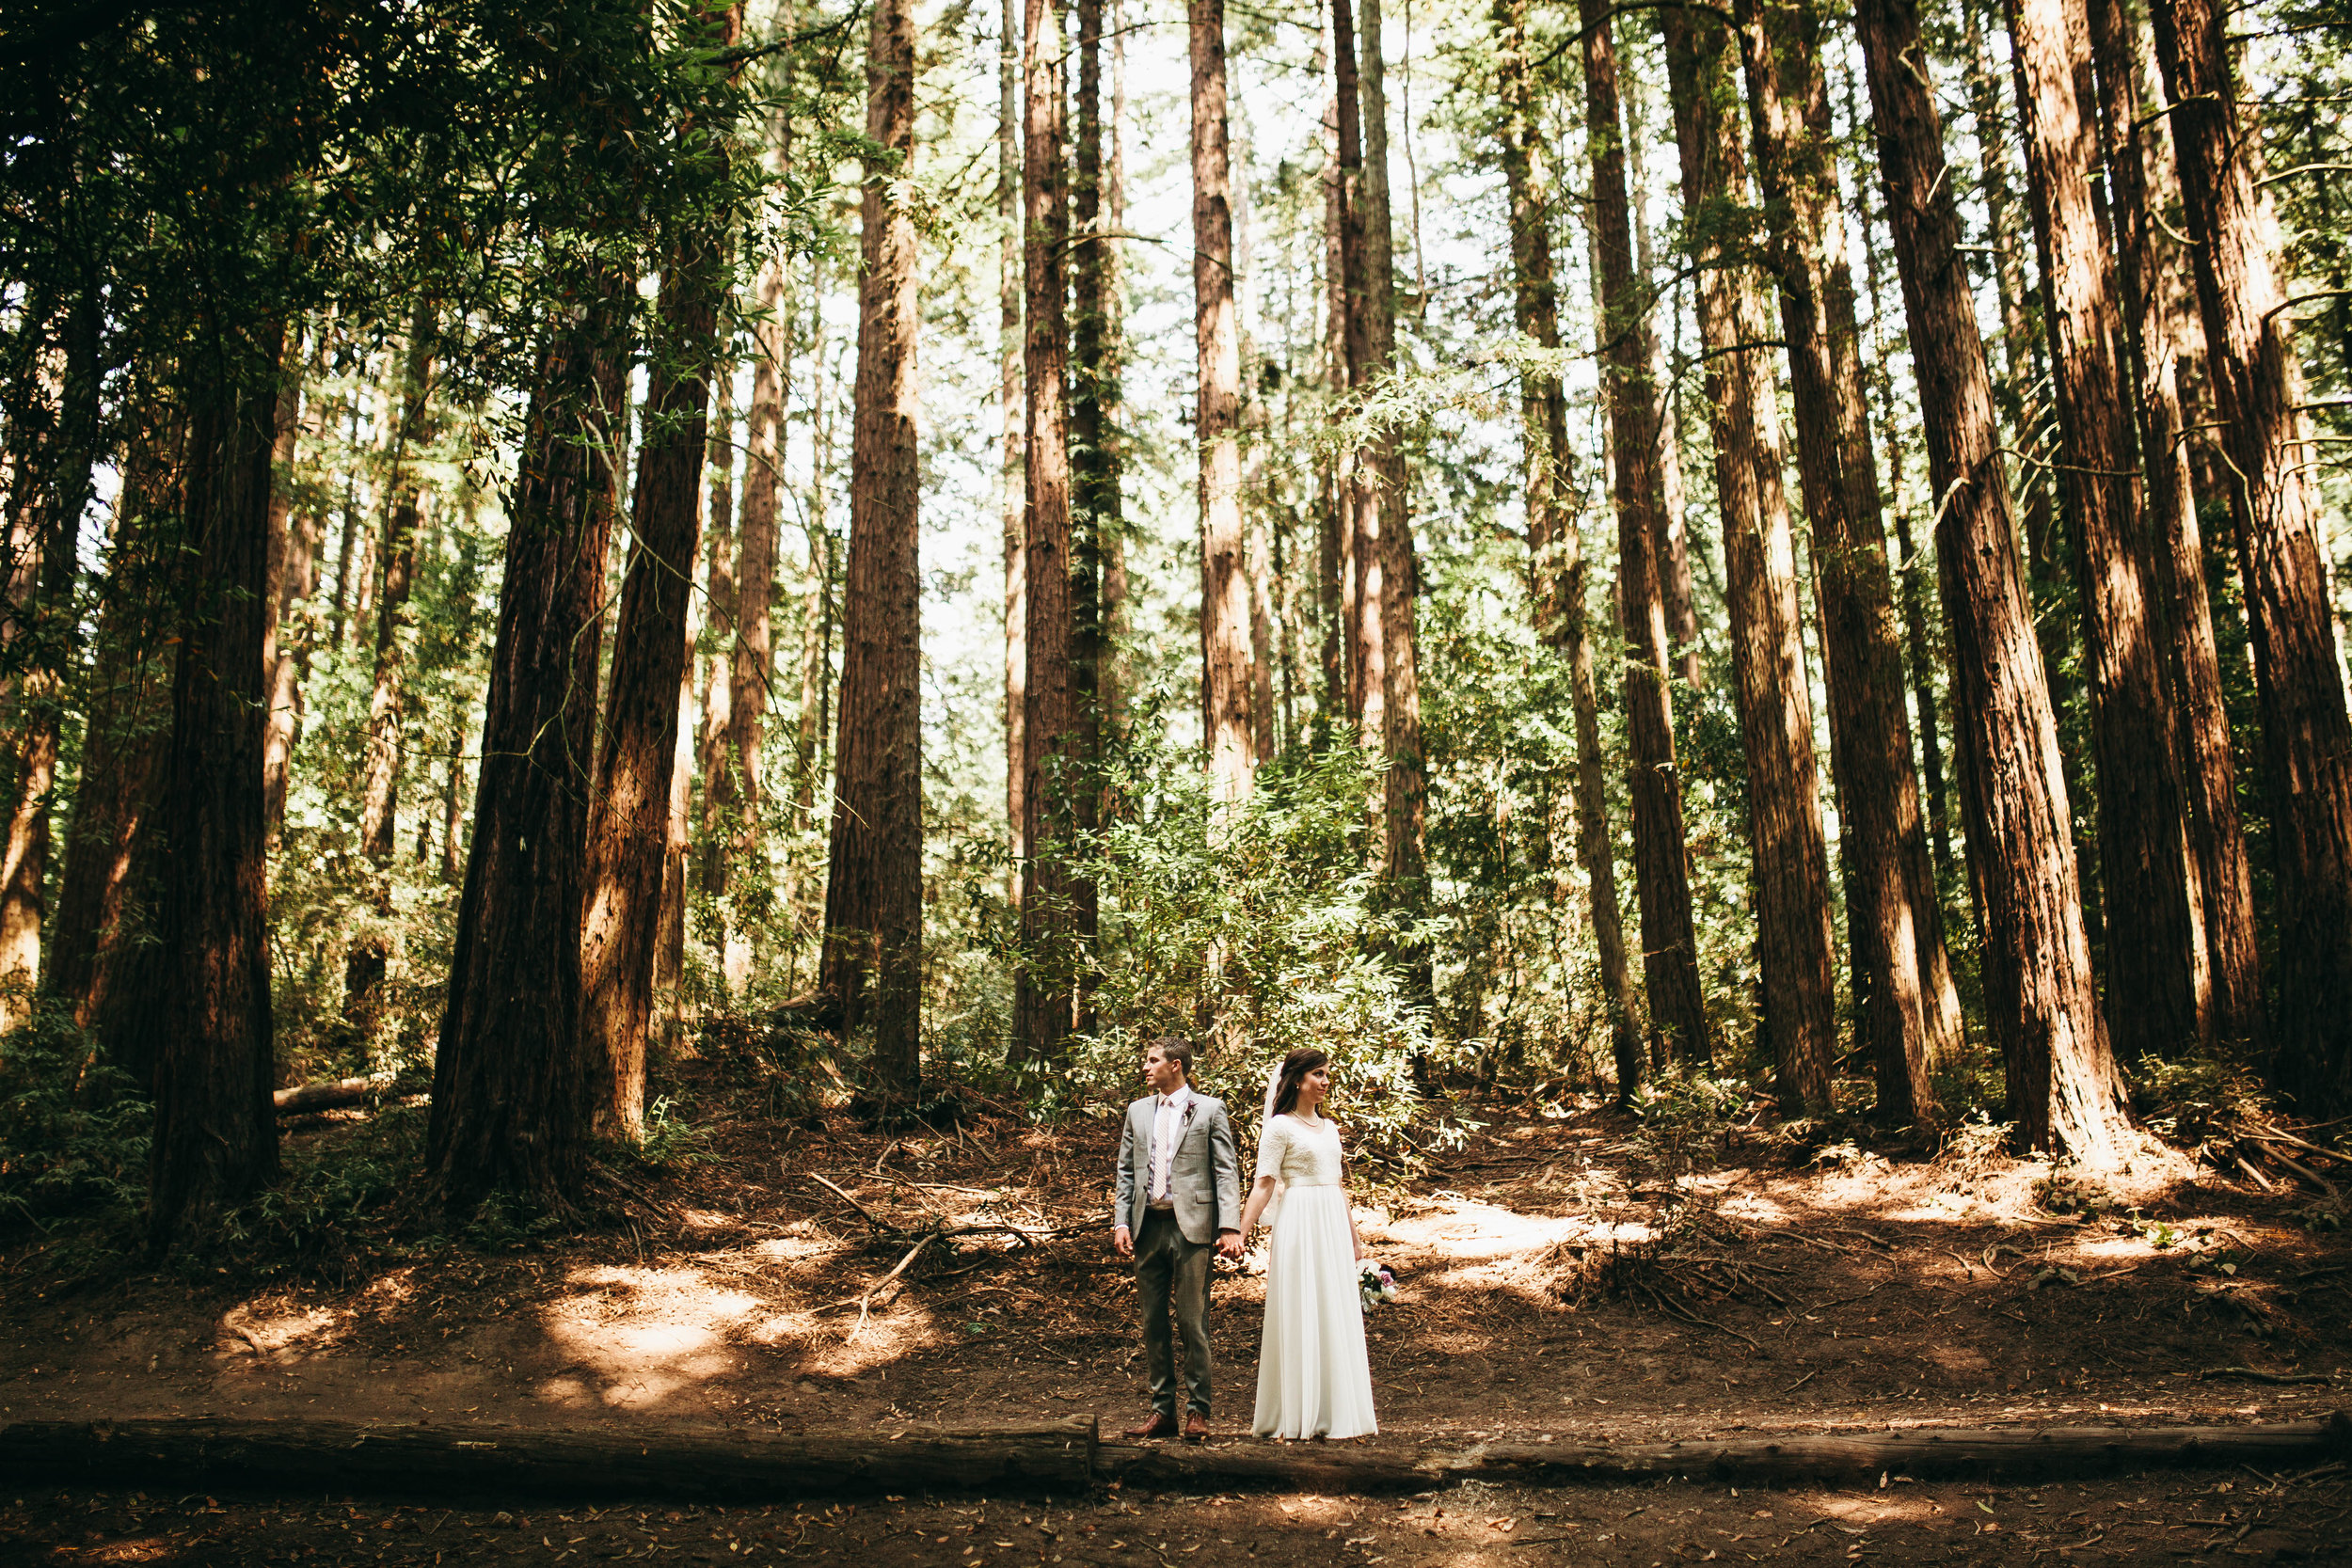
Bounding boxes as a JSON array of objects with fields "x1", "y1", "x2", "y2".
[{"x1": 1149, "y1": 1035, "x2": 1196, "y2": 1078}]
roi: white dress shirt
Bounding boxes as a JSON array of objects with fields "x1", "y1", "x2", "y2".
[{"x1": 1148, "y1": 1085, "x2": 1194, "y2": 1206}]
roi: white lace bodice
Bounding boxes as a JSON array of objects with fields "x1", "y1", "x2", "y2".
[{"x1": 1256, "y1": 1114, "x2": 1345, "y2": 1189}]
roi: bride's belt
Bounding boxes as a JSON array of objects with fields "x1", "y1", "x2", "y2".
[{"x1": 1280, "y1": 1178, "x2": 1341, "y2": 1189}]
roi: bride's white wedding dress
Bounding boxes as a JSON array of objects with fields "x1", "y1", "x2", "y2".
[{"x1": 1251, "y1": 1113, "x2": 1378, "y2": 1440}]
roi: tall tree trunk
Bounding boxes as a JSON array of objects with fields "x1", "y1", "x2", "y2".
[
  {"x1": 655, "y1": 655, "x2": 695, "y2": 1053},
  {"x1": 698, "y1": 378, "x2": 739, "y2": 900},
  {"x1": 1331, "y1": 0, "x2": 1381, "y2": 747},
  {"x1": 582, "y1": 157, "x2": 733, "y2": 1141},
  {"x1": 1357, "y1": 0, "x2": 1430, "y2": 1007},
  {"x1": 0, "y1": 284, "x2": 99, "y2": 1018},
  {"x1": 2149, "y1": 0, "x2": 2352, "y2": 1114},
  {"x1": 1013, "y1": 0, "x2": 1073, "y2": 1067},
  {"x1": 1001, "y1": 0, "x2": 1026, "y2": 884},
  {"x1": 1732, "y1": 0, "x2": 1958, "y2": 1124},
  {"x1": 1102, "y1": 0, "x2": 1131, "y2": 745},
  {"x1": 1495, "y1": 0, "x2": 1642, "y2": 1096},
  {"x1": 1073, "y1": 0, "x2": 1112, "y2": 1030},
  {"x1": 259, "y1": 339, "x2": 313, "y2": 851},
  {"x1": 2089, "y1": 0, "x2": 2264, "y2": 1055},
  {"x1": 1854, "y1": 0, "x2": 2130, "y2": 1164},
  {"x1": 427, "y1": 293, "x2": 627, "y2": 1211},
  {"x1": 48, "y1": 392, "x2": 183, "y2": 1054},
  {"x1": 824, "y1": 0, "x2": 924, "y2": 1105},
  {"x1": 1624, "y1": 59, "x2": 1705, "y2": 690},
  {"x1": 344, "y1": 308, "x2": 435, "y2": 1013},
  {"x1": 1196, "y1": 0, "x2": 1253, "y2": 798},
  {"x1": 140, "y1": 321, "x2": 285, "y2": 1250},
  {"x1": 1580, "y1": 0, "x2": 1709, "y2": 1068},
  {"x1": 1661, "y1": 6, "x2": 1836, "y2": 1114},
  {"x1": 2006, "y1": 0, "x2": 2201, "y2": 1063},
  {"x1": 1318, "y1": 63, "x2": 1348, "y2": 729},
  {"x1": 728, "y1": 288, "x2": 779, "y2": 993}
]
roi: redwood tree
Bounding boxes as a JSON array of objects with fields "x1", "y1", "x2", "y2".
[
  {"x1": 1662, "y1": 6, "x2": 1836, "y2": 1113},
  {"x1": 1732, "y1": 0, "x2": 1959, "y2": 1123},
  {"x1": 822, "y1": 0, "x2": 924, "y2": 1105},
  {"x1": 1495, "y1": 0, "x2": 1642, "y2": 1095},
  {"x1": 2007, "y1": 0, "x2": 2201, "y2": 1064},
  {"x1": 2149, "y1": 0, "x2": 2352, "y2": 1114},
  {"x1": 1854, "y1": 0, "x2": 2129, "y2": 1163},
  {"x1": 1580, "y1": 0, "x2": 1709, "y2": 1066},
  {"x1": 1193, "y1": 0, "x2": 1252, "y2": 799},
  {"x1": 141, "y1": 325, "x2": 285, "y2": 1248}
]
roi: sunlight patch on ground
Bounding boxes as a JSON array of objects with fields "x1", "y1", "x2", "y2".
[
  {"x1": 537, "y1": 1267, "x2": 763, "y2": 1408},
  {"x1": 1803, "y1": 1492, "x2": 1948, "y2": 1525},
  {"x1": 215, "y1": 1303, "x2": 342, "y2": 1360}
]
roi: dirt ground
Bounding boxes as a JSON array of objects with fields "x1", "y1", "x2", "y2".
[{"x1": 4, "y1": 1070, "x2": 2348, "y2": 1563}]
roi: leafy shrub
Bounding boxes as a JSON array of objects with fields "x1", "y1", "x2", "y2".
[
  {"x1": 216, "y1": 1101, "x2": 429, "y2": 1274},
  {"x1": 2135, "y1": 1052, "x2": 2271, "y2": 1145},
  {"x1": 0, "y1": 996, "x2": 150, "y2": 1228},
  {"x1": 1045, "y1": 718, "x2": 1447, "y2": 1160}
]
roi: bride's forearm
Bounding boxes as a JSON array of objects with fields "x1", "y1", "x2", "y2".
[{"x1": 1236, "y1": 1175, "x2": 1279, "y2": 1234}]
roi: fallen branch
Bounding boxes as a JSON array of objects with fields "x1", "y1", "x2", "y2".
[
  {"x1": 847, "y1": 1232, "x2": 938, "y2": 1341},
  {"x1": 2199, "y1": 1367, "x2": 2339, "y2": 1386},
  {"x1": 807, "y1": 1173, "x2": 898, "y2": 1232}
]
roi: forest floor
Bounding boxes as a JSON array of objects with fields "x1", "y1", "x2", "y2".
[{"x1": 3, "y1": 1063, "x2": 2349, "y2": 1564}]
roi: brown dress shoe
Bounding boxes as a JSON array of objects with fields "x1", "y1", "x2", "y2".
[
  {"x1": 1184, "y1": 1412, "x2": 1210, "y2": 1443},
  {"x1": 1122, "y1": 1411, "x2": 1179, "y2": 1439}
]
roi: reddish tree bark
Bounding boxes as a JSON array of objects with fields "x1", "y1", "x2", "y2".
[
  {"x1": 1662, "y1": 6, "x2": 1837, "y2": 1113},
  {"x1": 1581, "y1": 0, "x2": 1709, "y2": 1067},
  {"x1": 823, "y1": 0, "x2": 924, "y2": 1103},
  {"x1": 2007, "y1": 0, "x2": 2202, "y2": 1063},
  {"x1": 1195, "y1": 0, "x2": 1253, "y2": 799},
  {"x1": 428, "y1": 293, "x2": 626, "y2": 1210},
  {"x1": 1854, "y1": 0, "x2": 2129, "y2": 1164},
  {"x1": 2149, "y1": 0, "x2": 2352, "y2": 1114},
  {"x1": 1496, "y1": 0, "x2": 1642, "y2": 1094},
  {"x1": 2087, "y1": 0, "x2": 2264, "y2": 1054},
  {"x1": 141, "y1": 323, "x2": 285, "y2": 1249},
  {"x1": 1732, "y1": 0, "x2": 1958, "y2": 1124}
]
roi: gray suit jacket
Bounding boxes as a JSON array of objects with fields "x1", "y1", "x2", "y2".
[{"x1": 1115, "y1": 1091, "x2": 1243, "y2": 1245}]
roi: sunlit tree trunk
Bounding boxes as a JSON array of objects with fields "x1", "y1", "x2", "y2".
[
  {"x1": 2149, "y1": 0, "x2": 2352, "y2": 1115},
  {"x1": 0, "y1": 285, "x2": 99, "y2": 1021},
  {"x1": 2088, "y1": 0, "x2": 2264, "y2": 1055},
  {"x1": 1001, "y1": 0, "x2": 1026, "y2": 886},
  {"x1": 824, "y1": 0, "x2": 924, "y2": 1106},
  {"x1": 1661, "y1": 6, "x2": 1836, "y2": 1114},
  {"x1": 1581, "y1": 0, "x2": 1709, "y2": 1068},
  {"x1": 698, "y1": 378, "x2": 739, "y2": 900},
  {"x1": 2007, "y1": 0, "x2": 2201, "y2": 1064},
  {"x1": 582, "y1": 206, "x2": 729, "y2": 1141},
  {"x1": 1854, "y1": 0, "x2": 2129, "y2": 1164},
  {"x1": 344, "y1": 308, "x2": 434, "y2": 1013},
  {"x1": 140, "y1": 321, "x2": 285, "y2": 1250},
  {"x1": 1495, "y1": 0, "x2": 1642, "y2": 1097},
  {"x1": 1624, "y1": 61, "x2": 1704, "y2": 691},
  {"x1": 728, "y1": 300, "x2": 778, "y2": 992},
  {"x1": 259, "y1": 341, "x2": 313, "y2": 851},
  {"x1": 1732, "y1": 0, "x2": 1957, "y2": 1123},
  {"x1": 1331, "y1": 0, "x2": 1381, "y2": 747},
  {"x1": 1195, "y1": 0, "x2": 1252, "y2": 798}
]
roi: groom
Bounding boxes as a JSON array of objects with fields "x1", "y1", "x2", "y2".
[{"x1": 1113, "y1": 1035, "x2": 1243, "y2": 1442}]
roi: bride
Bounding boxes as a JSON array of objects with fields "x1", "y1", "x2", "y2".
[{"x1": 1237, "y1": 1048, "x2": 1378, "y2": 1441}]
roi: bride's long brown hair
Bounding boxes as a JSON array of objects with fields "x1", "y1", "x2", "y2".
[{"x1": 1269, "y1": 1049, "x2": 1330, "y2": 1119}]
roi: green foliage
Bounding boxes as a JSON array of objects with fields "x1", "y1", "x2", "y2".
[
  {"x1": 2135, "y1": 1051, "x2": 2274, "y2": 1145},
  {"x1": 1625, "y1": 1067, "x2": 1749, "y2": 1175},
  {"x1": 1044, "y1": 706, "x2": 1445, "y2": 1158},
  {"x1": 633, "y1": 1095, "x2": 712, "y2": 1169},
  {"x1": 215, "y1": 1104, "x2": 430, "y2": 1275},
  {"x1": 0, "y1": 997, "x2": 150, "y2": 1230}
]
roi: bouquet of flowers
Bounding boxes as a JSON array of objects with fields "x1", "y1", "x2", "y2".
[{"x1": 1359, "y1": 1259, "x2": 1399, "y2": 1309}]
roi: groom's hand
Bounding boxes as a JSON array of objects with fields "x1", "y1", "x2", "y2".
[
  {"x1": 1216, "y1": 1229, "x2": 1244, "y2": 1260},
  {"x1": 1114, "y1": 1226, "x2": 1134, "y2": 1259}
]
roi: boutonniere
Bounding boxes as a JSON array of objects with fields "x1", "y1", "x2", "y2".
[{"x1": 1181, "y1": 1098, "x2": 1198, "y2": 1132}]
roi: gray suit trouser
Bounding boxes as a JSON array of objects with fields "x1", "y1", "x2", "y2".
[{"x1": 1135, "y1": 1208, "x2": 1213, "y2": 1417}]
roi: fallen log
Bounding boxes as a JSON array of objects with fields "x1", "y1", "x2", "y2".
[
  {"x1": 273, "y1": 1078, "x2": 422, "y2": 1117},
  {"x1": 1104, "y1": 1414, "x2": 2352, "y2": 1492},
  {"x1": 5, "y1": 1413, "x2": 2340, "y2": 1503},
  {"x1": 0, "y1": 1417, "x2": 1099, "y2": 1502}
]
